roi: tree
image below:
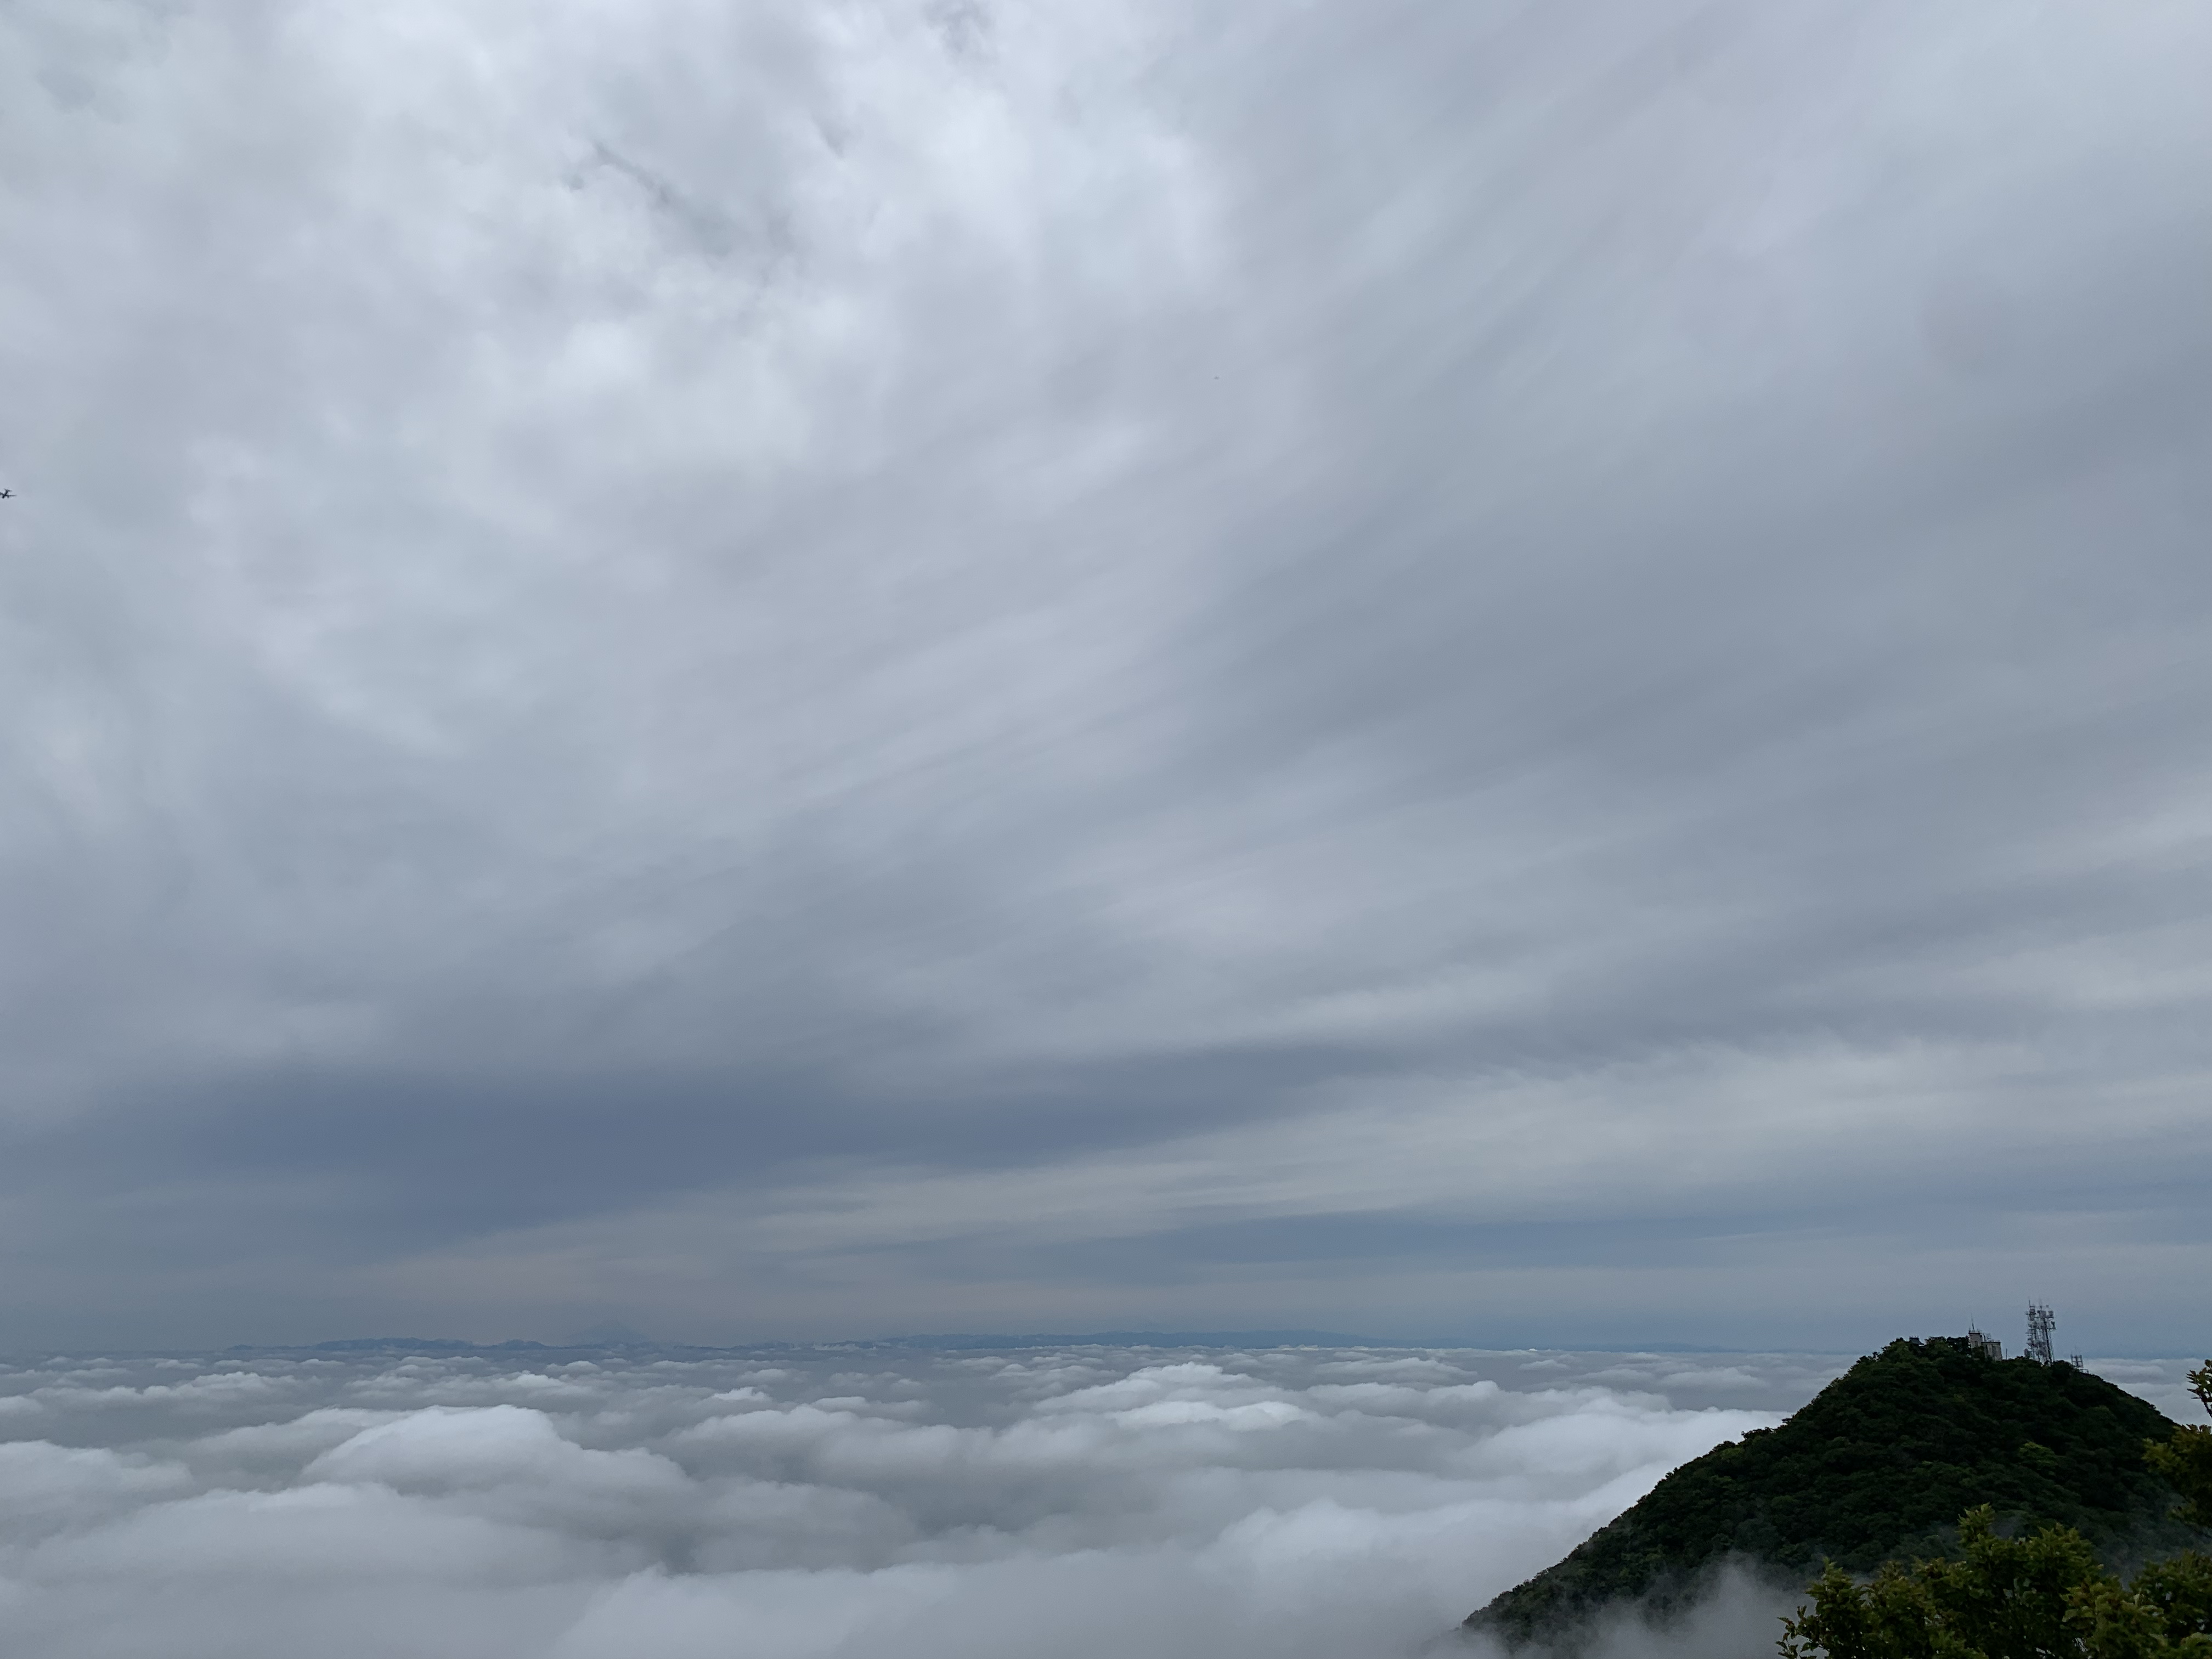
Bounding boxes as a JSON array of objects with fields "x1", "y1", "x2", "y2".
[
  {"x1": 2143, "y1": 1364, "x2": 2212, "y2": 1530},
  {"x1": 1776, "y1": 1506, "x2": 2212, "y2": 1659}
]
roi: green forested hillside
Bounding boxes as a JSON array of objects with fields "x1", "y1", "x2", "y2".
[{"x1": 1467, "y1": 1339, "x2": 2194, "y2": 1649}]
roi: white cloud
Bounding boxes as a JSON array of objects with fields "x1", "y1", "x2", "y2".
[
  {"x1": 0, "y1": 1342, "x2": 1858, "y2": 1657},
  {"x1": 4, "y1": 1341, "x2": 2192, "y2": 1656},
  {"x1": 0, "y1": 1441, "x2": 191, "y2": 1541}
]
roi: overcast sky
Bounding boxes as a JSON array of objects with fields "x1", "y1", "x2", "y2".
[{"x1": 1, "y1": 0, "x2": 2205, "y2": 1353}]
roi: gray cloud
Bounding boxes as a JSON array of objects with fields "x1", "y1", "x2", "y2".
[{"x1": 0, "y1": 0, "x2": 2205, "y2": 1347}]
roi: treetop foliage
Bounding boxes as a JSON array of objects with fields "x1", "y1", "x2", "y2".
[{"x1": 1778, "y1": 1507, "x2": 2212, "y2": 1659}]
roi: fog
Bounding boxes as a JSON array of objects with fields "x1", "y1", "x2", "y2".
[{"x1": 0, "y1": 1342, "x2": 2190, "y2": 1658}]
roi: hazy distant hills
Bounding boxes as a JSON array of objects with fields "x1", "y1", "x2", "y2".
[
  {"x1": 232, "y1": 1329, "x2": 1387, "y2": 1356},
  {"x1": 1467, "y1": 1337, "x2": 2198, "y2": 1649},
  {"x1": 877, "y1": 1329, "x2": 1379, "y2": 1350},
  {"x1": 294, "y1": 1336, "x2": 565, "y2": 1353}
]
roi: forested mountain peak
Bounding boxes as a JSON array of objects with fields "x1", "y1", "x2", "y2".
[{"x1": 1467, "y1": 1338, "x2": 2195, "y2": 1649}]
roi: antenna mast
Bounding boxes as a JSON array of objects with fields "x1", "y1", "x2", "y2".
[{"x1": 2026, "y1": 1302, "x2": 2056, "y2": 1365}]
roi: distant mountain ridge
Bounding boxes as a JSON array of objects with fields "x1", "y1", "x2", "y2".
[
  {"x1": 232, "y1": 1328, "x2": 1392, "y2": 1356},
  {"x1": 1466, "y1": 1336, "x2": 2199, "y2": 1650},
  {"x1": 878, "y1": 1329, "x2": 1379, "y2": 1350},
  {"x1": 295, "y1": 1336, "x2": 559, "y2": 1353}
]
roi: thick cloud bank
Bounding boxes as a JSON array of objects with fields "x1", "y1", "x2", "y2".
[
  {"x1": 2, "y1": 1344, "x2": 2193, "y2": 1658},
  {"x1": 0, "y1": 1342, "x2": 1881, "y2": 1658}
]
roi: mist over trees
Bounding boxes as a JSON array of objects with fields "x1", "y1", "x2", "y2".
[{"x1": 2145, "y1": 1365, "x2": 2212, "y2": 1530}]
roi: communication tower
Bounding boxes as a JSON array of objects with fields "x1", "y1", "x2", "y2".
[{"x1": 2026, "y1": 1302, "x2": 2056, "y2": 1365}]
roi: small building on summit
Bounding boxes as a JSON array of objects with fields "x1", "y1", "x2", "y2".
[{"x1": 1963, "y1": 1325, "x2": 2003, "y2": 1359}]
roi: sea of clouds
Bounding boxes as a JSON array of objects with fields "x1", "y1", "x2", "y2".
[{"x1": 1, "y1": 1342, "x2": 2191, "y2": 1659}]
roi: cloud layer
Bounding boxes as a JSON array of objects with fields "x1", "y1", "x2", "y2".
[
  {"x1": 0, "y1": 0, "x2": 2206, "y2": 1346},
  {"x1": 0, "y1": 1342, "x2": 1872, "y2": 1658},
  {"x1": 3, "y1": 1343, "x2": 2196, "y2": 1657}
]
